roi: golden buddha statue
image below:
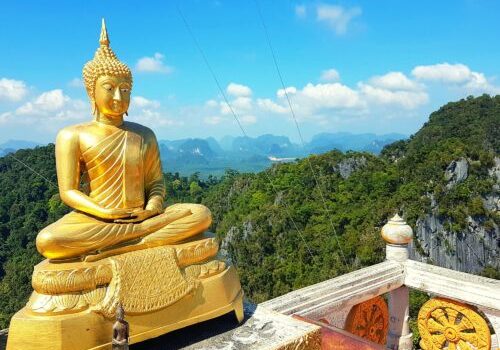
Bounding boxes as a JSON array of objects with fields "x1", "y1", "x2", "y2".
[
  {"x1": 7, "y1": 19, "x2": 243, "y2": 350},
  {"x1": 36, "y1": 19, "x2": 211, "y2": 261}
]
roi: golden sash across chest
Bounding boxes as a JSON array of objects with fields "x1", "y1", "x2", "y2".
[{"x1": 82, "y1": 129, "x2": 145, "y2": 209}]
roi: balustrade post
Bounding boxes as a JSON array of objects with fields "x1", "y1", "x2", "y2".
[{"x1": 381, "y1": 214, "x2": 413, "y2": 350}]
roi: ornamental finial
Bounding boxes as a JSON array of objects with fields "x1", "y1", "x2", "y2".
[
  {"x1": 99, "y1": 18, "x2": 110, "y2": 46},
  {"x1": 381, "y1": 213, "x2": 413, "y2": 245}
]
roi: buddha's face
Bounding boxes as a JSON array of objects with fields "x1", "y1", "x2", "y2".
[{"x1": 94, "y1": 75, "x2": 131, "y2": 117}]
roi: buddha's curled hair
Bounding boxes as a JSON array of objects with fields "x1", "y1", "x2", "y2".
[{"x1": 82, "y1": 19, "x2": 132, "y2": 101}]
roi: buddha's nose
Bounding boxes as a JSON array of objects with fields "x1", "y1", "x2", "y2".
[{"x1": 113, "y1": 88, "x2": 122, "y2": 101}]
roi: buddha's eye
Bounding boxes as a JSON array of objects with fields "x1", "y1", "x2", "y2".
[
  {"x1": 102, "y1": 84, "x2": 113, "y2": 91},
  {"x1": 120, "y1": 88, "x2": 129, "y2": 93}
]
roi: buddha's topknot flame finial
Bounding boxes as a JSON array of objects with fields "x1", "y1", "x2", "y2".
[
  {"x1": 82, "y1": 19, "x2": 132, "y2": 108},
  {"x1": 99, "y1": 18, "x2": 110, "y2": 46}
]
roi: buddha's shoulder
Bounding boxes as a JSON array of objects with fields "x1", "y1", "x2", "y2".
[
  {"x1": 123, "y1": 121, "x2": 157, "y2": 139},
  {"x1": 56, "y1": 123, "x2": 95, "y2": 140}
]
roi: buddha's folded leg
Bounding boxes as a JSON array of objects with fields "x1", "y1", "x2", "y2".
[
  {"x1": 141, "y1": 203, "x2": 212, "y2": 246},
  {"x1": 36, "y1": 205, "x2": 212, "y2": 260}
]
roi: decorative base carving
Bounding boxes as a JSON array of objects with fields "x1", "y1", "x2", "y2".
[
  {"x1": 7, "y1": 266, "x2": 243, "y2": 350},
  {"x1": 418, "y1": 297, "x2": 491, "y2": 350},
  {"x1": 7, "y1": 238, "x2": 243, "y2": 350},
  {"x1": 344, "y1": 296, "x2": 389, "y2": 345}
]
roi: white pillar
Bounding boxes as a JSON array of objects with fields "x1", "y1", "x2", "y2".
[
  {"x1": 386, "y1": 286, "x2": 413, "y2": 350},
  {"x1": 381, "y1": 214, "x2": 413, "y2": 350}
]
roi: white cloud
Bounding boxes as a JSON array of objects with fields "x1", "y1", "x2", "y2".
[
  {"x1": 259, "y1": 73, "x2": 430, "y2": 120},
  {"x1": 136, "y1": 53, "x2": 173, "y2": 74},
  {"x1": 127, "y1": 95, "x2": 177, "y2": 127},
  {"x1": 301, "y1": 83, "x2": 363, "y2": 109},
  {"x1": 227, "y1": 83, "x2": 252, "y2": 97},
  {"x1": 204, "y1": 116, "x2": 225, "y2": 125},
  {"x1": 257, "y1": 98, "x2": 288, "y2": 114},
  {"x1": 128, "y1": 108, "x2": 178, "y2": 126},
  {"x1": 368, "y1": 72, "x2": 421, "y2": 91},
  {"x1": 132, "y1": 96, "x2": 160, "y2": 109},
  {"x1": 220, "y1": 97, "x2": 253, "y2": 115},
  {"x1": 295, "y1": 5, "x2": 307, "y2": 18},
  {"x1": 259, "y1": 82, "x2": 366, "y2": 124},
  {"x1": 200, "y1": 85, "x2": 256, "y2": 126},
  {"x1": 0, "y1": 78, "x2": 28, "y2": 102},
  {"x1": 0, "y1": 112, "x2": 13, "y2": 124},
  {"x1": 412, "y1": 63, "x2": 500, "y2": 95},
  {"x1": 16, "y1": 89, "x2": 69, "y2": 115},
  {"x1": 240, "y1": 115, "x2": 257, "y2": 125},
  {"x1": 205, "y1": 99, "x2": 218, "y2": 108},
  {"x1": 463, "y1": 72, "x2": 492, "y2": 91},
  {"x1": 316, "y1": 4, "x2": 362, "y2": 35},
  {"x1": 232, "y1": 97, "x2": 252, "y2": 110},
  {"x1": 68, "y1": 78, "x2": 83, "y2": 88},
  {"x1": 412, "y1": 63, "x2": 473, "y2": 83},
  {"x1": 277, "y1": 86, "x2": 297, "y2": 98},
  {"x1": 0, "y1": 89, "x2": 88, "y2": 126},
  {"x1": 358, "y1": 83, "x2": 429, "y2": 110},
  {"x1": 320, "y1": 69, "x2": 340, "y2": 82}
]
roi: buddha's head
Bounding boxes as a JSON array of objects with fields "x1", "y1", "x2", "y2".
[
  {"x1": 116, "y1": 303, "x2": 125, "y2": 321},
  {"x1": 83, "y1": 19, "x2": 132, "y2": 118}
]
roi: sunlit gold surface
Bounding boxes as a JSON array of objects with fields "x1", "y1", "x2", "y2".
[
  {"x1": 344, "y1": 296, "x2": 389, "y2": 345},
  {"x1": 7, "y1": 19, "x2": 242, "y2": 350},
  {"x1": 418, "y1": 297, "x2": 491, "y2": 350}
]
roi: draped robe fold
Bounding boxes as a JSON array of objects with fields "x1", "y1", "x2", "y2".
[{"x1": 36, "y1": 123, "x2": 211, "y2": 260}]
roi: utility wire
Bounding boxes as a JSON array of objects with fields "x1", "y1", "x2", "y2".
[
  {"x1": 254, "y1": 0, "x2": 349, "y2": 269},
  {"x1": 7, "y1": 153, "x2": 58, "y2": 189},
  {"x1": 176, "y1": 4, "x2": 315, "y2": 261}
]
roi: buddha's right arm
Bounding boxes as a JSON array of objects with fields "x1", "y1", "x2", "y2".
[{"x1": 55, "y1": 128, "x2": 132, "y2": 220}]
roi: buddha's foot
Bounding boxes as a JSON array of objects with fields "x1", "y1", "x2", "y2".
[
  {"x1": 175, "y1": 238, "x2": 219, "y2": 267},
  {"x1": 185, "y1": 260, "x2": 226, "y2": 279},
  {"x1": 82, "y1": 234, "x2": 219, "y2": 263}
]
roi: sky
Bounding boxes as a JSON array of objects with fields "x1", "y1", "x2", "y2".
[{"x1": 1, "y1": 0, "x2": 500, "y2": 144}]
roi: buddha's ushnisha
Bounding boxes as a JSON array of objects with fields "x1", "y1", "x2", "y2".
[{"x1": 36, "y1": 20, "x2": 212, "y2": 260}]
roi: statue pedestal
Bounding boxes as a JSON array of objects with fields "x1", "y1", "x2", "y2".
[{"x1": 7, "y1": 245, "x2": 243, "y2": 350}]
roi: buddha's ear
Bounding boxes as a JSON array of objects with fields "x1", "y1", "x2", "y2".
[{"x1": 91, "y1": 100, "x2": 98, "y2": 116}]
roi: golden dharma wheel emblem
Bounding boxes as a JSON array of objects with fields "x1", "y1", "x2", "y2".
[
  {"x1": 344, "y1": 296, "x2": 389, "y2": 345},
  {"x1": 418, "y1": 297, "x2": 491, "y2": 350}
]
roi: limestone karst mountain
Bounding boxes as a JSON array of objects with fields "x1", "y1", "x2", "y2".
[{"x1": 158, "y1": 132, "x2": 405, "y2": 176}]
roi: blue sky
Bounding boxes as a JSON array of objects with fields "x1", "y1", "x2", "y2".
[{"x1": 1, "y1": 0, "x2": 500, "y2": 144}]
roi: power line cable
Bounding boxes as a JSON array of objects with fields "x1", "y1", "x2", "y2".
[
  {"x1": 7, "y1": 153, "x2": 58, "y2": 189},
  {"x1": 176, "y1": 3, "x2": 315, "y2": 261},
  {"x1": 254, "y1": 0, "x2": 349, "y2": 269}
]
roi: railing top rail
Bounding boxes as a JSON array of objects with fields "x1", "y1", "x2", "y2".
[
  {"x1": 404, "y1": 259, "x2": 500, "y2": 311},
  {"x1": 261, "y1": 260, "x2": 404, "y2": 317}
]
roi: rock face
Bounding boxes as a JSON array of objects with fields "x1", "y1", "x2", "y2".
[
  {"x1": 411, "y1": 157, "x2": 499, "y2": 274},
  {"x1": 445, "y1": 158, "x2": 468, "y2": 188},
  {"x1": 410, "y1": 213, "x2": 499, "y2": 273},
  {"x1": 334, "y1": 156, "x2": 367, "y2": 179}
]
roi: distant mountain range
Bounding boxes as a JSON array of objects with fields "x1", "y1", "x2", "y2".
[
  {"x1": 159, "y1": 132, "x2": 406, "y2": 176},
  {"x1": 0, "y1": 140, "x2": 41, "y2": 157},
  {"x1": 0, "y1": 133, "x2": 406, "y2": 176}
]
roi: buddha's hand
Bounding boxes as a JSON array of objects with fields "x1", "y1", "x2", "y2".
[
  {"x1": 114, "y1": 208, "x2": 156, "y2": 223},
  {"x1": 101, "y1": 207, "x2": 135, "y2": 220}
]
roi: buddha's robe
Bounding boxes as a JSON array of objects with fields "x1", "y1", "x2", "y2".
[{"x1": 36, "y1": 122, "x2": 211, "y2": 260}]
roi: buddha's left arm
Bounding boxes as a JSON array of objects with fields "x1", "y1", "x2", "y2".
[{"x1": 144, "y1": 132, "x2": 165, "y2": 214}]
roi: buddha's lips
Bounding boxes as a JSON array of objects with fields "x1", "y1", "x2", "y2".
[{"x1": 112, "y1": 101, "x2": 123, "y2": 111}]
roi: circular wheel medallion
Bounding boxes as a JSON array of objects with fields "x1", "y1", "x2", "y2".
[
  {"x1": 345, "y1": 296, "x2": 389, "y2": 345},
  {"x1": 418, "y1": 297, "x2": 491, "y2": 350}
]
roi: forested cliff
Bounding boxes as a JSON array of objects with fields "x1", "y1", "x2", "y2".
[{"x1": 0, "y1": 95, "x2": 498, "y2": 328}]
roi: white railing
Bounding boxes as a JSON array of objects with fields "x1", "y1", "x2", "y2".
[{"x1": 260, "y1": 215, "x2": 500, "y2": 350}]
